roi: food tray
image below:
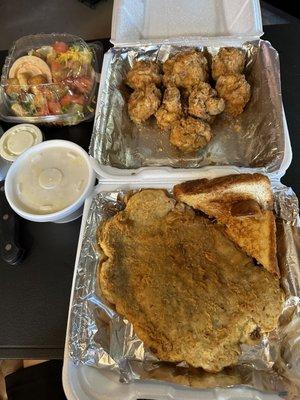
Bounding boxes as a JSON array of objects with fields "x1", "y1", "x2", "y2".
[
  {"x1": 0, "y1": 33, "x2": 103, "y2": 126},
  {"x1": 88, "y1": 0, "x2": 291, "y2": 179},
  {"x1": 90, "y1": 42, "x2": 291, "y2": 177},
  {"x1": 63, "y1": 169, "x2": 300, "y2": 400}
]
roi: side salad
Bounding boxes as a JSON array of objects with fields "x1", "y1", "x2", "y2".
[{"x1": 5, "y1": 41, "x2": 95, "y2": 121}]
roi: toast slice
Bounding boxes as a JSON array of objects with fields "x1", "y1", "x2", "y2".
[{"x1": 173, "y1": 174, "x2": 278, "y2": 275}]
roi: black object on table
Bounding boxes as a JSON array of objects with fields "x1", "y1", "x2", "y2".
[
  {"x1": 0, "y1": 25, "x2": 299, "y2": 360},
  {"x1": 265, "y1": 24, "x2": 300, "y2": 196},
  {"x1": 0, "y1": 180, "x2": 25, "y2": 266},
  {"x1": 5, "y1": 360, "x2": 66, "y2": 400}
]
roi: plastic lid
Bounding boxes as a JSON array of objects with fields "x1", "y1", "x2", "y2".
[
  {"x1": 0, "y1": 124, "x2": 43, "y2": 162},
  {"x1": 10, "y1": 143, "x2": 90, "y2": 215},
  {"x1": 111, "y1": 0, "x2": 263, "y2": 46}
]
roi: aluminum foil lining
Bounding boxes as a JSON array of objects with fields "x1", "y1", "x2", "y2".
[
  {"x1": 69, "y1": 183, "x2": 300, "y2": 398},
  {"x1": 90, "y1": 40, "x2": 284, "y2": 172}
]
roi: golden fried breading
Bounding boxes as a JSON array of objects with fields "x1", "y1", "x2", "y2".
[
  {"x1": 155, "y1": 86, "x2": 182, "y2": 130},
  {"x1": 170, "y1": 116, "x2": 212, "y2": 152},
  {"x1": 216, "y1": 74, "x2": 251, "y2": 117},
  {"x1": 99, "y1": 189, "x2": 283, "y2": 372},
  {"x1": 128, "y1": 84, "x2": 161, "y2": 124},
  {"x1": 156, "y1": 108, "x2": 181, "y2": 131},
  {"x1": 162, "y1": 86, "x2": 182, "y2": 114},
  {"x1": 188, "y1": 82, "x2": 225, "y2": 120},
  {"x1": 212, "y1": 48, "x2": 246, "y2": 81},
  {"x1": 163, "y1": 50, "x2": 208, "y2": 89},
  {"x1": 126, "y1": 60, "x2": 161, "y2": 90}
]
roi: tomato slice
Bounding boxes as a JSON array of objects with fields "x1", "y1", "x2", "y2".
[
  {"x1": 60, "y1": 93, "x2": 85, "y2": 106},
  {"x1": 71, "y1": 76, "x2": 93, "y2": 94},
  {"x1": 51, "y1": 60, "x2": 61, "y2": 72},
  {"x1": 37, "y1": 103, "x2": 49, "y2": 116},
  {"x1": 48, "y1": 100, "x2": 62, "y2": 115},
  {"x1": 53, "y1": 41, "x2": 69, "y2": 54}
]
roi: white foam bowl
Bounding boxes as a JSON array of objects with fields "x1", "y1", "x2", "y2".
[{"x1": 5, "y1": 140, "x2": 96, "y2": 223}]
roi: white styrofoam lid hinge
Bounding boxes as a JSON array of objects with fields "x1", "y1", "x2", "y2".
[{"x1": 111, "y1": 0, "x2": 263, "y2": 46}]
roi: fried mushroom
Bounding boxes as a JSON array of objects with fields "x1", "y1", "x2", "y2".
[
  {"x1": 126, "y1": 60, "x2": 161, "y2": 90},
  {"x1": 162, "y1": 86, "x2": 182, "y2": 114},
  {"x1": 170, "y1": 116, "x2": 212, "y2": 152},
  {"x1": 128, "y1": 84, "x2": 161, "y2": 124},
  {"x1": 155, "y1": 86, "x2": 182, "y2": 130},
  {"x1": 216, "y1": 74, "x2": 251, "y2": 117},
  {"x1": 156, "y1": 108, "x2": 181, "y2": 131},
  {"x1": 212, "y1": 48, "x2": 246, "y2": 81},
  {"x1": 163, "y1": 50, "x2": 208, "y2": 90},
  {"x1": 188, "y1": 82, "x2": 225, "y2": 120}
]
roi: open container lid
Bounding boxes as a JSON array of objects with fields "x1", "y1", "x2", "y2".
[{"x1": 111, "y1": 0, "x2": 263, "y2": 46}]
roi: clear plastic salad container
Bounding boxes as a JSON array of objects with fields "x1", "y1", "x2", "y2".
[{"x1": 0, "y1": 33, "x2": 103, "y2": 126}]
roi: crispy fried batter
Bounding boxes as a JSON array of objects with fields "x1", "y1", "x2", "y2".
[
  {"x1": 128, "y1": 84, "x2": 161, "y2": 124},
  {"x1": 163, "y1": 50, "x2": 208, "y2": 89},
  {"x1": 126, "y1": 60, "x2": 161, "y2": 89},
  {"x1": 188, "y1": 82, "x2": 225, "y2": 120},
  {"x1": 212, "y1": 48, "x2": 246, "y2": 81},
  {"x1": 156, "y1": 108, "x2": 181, "y2": 131},
  {"x1": 170, "y1": 116, "x2": 212, "y2": 152},
  {"x1": 99, "y1": 189, "x2": 283, "y2": 372},
  {"x1": 162, "y1": 86, "x2": 182, "y2": 114},
  {"x1": 156, "y1": 86, "x2": 182, "y2": 130},
  {"x1": 216, "y1": 74, "x2": 251, "y2": 117}
]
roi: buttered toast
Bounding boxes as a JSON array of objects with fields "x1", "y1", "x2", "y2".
[{"x1": 173, "y1": 173, "x2": 277, "y2": 274}]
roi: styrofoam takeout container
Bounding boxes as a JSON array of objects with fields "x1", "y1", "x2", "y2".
[
  {"x1": 63, "y1": 170, "x2": 288, "y2": 400},
  {"x1": 90, "y1": 0, "x2": 292, "y2": 180},
  {"x1": 5, "y1": 140, "x2": 95, "y2": 223},
  {"x1": 63, "y1": 0, "x2": 293, "y2": 398}
]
